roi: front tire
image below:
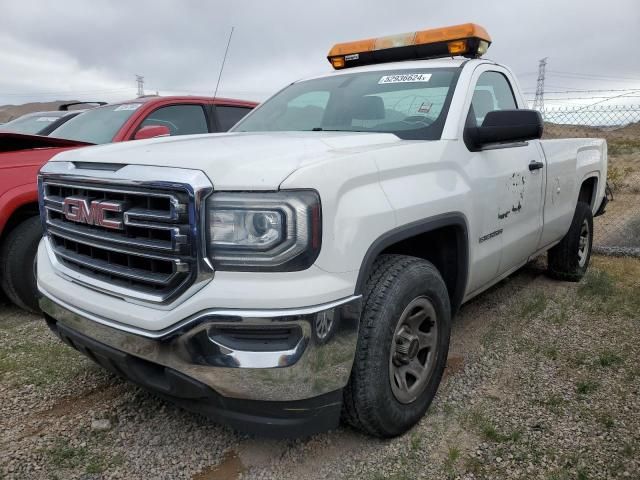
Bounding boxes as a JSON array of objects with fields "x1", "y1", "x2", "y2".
[
  {"x1": 0, "y1": 216, "x2": 42, "y2": 313},
  {"x1": 342, "y1": 254, "x2": 451, "y2": 437},
  {"x1": 547, "y1": 201, "x2": 593, "y2": 282}
]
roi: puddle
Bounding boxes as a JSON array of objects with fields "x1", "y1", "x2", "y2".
[{"x1": 192, "y1": 450, "x2": 245, "y2": 480}]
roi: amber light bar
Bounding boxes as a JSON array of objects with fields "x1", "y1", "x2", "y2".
[{"x1": 327, "y1": 23, "x2": 491, "y2": 69}]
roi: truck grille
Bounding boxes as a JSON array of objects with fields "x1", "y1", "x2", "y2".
[{"x1": 41, "y1": 180, "x2": 197, "y2": 302}]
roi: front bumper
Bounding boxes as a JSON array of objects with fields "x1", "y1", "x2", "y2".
[{"x1": 39, "y1": 292, "x2": 362, "y2": 436}]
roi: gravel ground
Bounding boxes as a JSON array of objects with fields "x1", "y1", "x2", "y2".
[{"x1": 1, "y1": 255, "x2": 638, "y2": 480}]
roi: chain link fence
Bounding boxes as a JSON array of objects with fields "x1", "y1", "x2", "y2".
[{"x1": 539, "y1": 104, "x2": 640, "y2": 256}]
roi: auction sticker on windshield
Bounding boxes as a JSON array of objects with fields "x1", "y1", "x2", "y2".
[
  {"x1": 378, "y1": 73, "x2": 432, "y2": 84},
  {"x1": 114, "y1": 103, "x2": 142, "y2": 111}
]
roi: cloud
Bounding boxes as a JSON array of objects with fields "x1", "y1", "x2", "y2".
[{"x1": 1, "y1": 0, "x2": 639, "y2": 106}]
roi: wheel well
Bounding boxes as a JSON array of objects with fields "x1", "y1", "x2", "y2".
[
  {"x1": 0, "y1": 203, "x2": 40, "y2": 246},
  {"x1": 356, "y1": 217, "x2": 468, "y2": 315},
  {"x1": 578, "y1": 177, "x2": 597, "y2": 208}
]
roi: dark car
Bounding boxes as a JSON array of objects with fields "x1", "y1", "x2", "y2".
[
  {"x1": 0, "y1": 111, "x2": 81, "y2": 135},
  {"x1": 0, "y1": 102, "x2": 107, "y2": 136}
]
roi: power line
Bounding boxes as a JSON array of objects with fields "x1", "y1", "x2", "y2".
[
  {"x1": 570, "y1": 89, "x2": 640, "y2": 111},
  {"x1": 546, "y1": 70, "x2": 640, "y2": 82},
  {"x1": 522, "y1": 87, "x2": 640, "y2": 95}
]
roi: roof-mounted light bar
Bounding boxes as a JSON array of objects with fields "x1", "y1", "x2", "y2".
[{"x1": 327, "y1": 23, "x2": 491, "y2": 70}]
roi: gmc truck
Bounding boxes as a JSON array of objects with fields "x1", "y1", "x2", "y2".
[
  {"x1": 37, "y1": 24, "x2": 607, "y2": 437},
  {"x1": 0, "y1": 96, "x2": 255, "y2": 312}
]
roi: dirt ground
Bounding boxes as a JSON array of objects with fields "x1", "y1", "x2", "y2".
[{"x1": 1, "y1": 255, "x2": 638, "y2": 480}]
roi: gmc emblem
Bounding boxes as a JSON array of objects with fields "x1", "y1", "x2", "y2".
[{"x1": 62, "y1": 196, "x2": 126, "y2": 230}]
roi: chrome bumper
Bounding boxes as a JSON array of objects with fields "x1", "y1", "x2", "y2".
[{"x1": 39, "y1": 292, "x2": 362, "y2": 402}]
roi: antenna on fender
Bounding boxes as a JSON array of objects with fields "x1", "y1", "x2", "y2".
[{"x1": 214, "y1": 26, "x2": 235, "y2": 100}]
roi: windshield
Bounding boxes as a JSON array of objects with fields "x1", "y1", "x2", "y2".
[
  {"x1": 233, "y1": 68, "x2": 459, "y2": 140},
  {"x1": 1, "y1": 112, "x2": 66, "y2": 135},
  {"x1": 50, "y1": 103, "x2": 142, "y2": 144}
]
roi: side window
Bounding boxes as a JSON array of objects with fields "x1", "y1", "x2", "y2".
[
  {"x1": 216, "y1": 106, "x2": 253, "y2": 131},
  {"x1": 139, "y1": 105, "x2": 208, "y2": 136},
  {"x1": 470, "y1": 71, "x2": 517, "y2": 126}
]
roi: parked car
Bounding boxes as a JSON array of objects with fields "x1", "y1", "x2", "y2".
[
  {"x1": 37, "y1": 24, "x2": 607, "y2": 437},
  {"x1": 0, "y1": 96, "x2": 256, "y2": 312},
  {"x1": 1, "y1": 111, "x2": 80, "y2": 136},
  {"x1": 0, "y1": 103, "x2": 107, "y2": 136}
]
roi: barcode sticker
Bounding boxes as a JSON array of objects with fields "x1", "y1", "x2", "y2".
[{"x1": 378, "y1": 73, "x2": 432, "y2": 84}]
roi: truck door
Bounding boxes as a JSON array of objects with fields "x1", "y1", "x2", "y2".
[
  {"x1": 467, "y1": 70, "x2": 545, "y2": 279},
  {"x1": 131, "y1": 104, "x2": 210, "y2": 138}
]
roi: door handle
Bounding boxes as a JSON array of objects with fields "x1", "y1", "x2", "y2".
[{"x1": 529, "y1": 161, "x2": 544, "y2": 171}]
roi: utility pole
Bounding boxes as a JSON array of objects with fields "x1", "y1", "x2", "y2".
[
  {"x1": 136, "y1": 75, "x2": 145, "y2": 97},
  {"x1": 532, "y1": 57, "x2": 547, "y2": 112}
]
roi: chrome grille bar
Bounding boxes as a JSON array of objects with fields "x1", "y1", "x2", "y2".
[{"x1": 38, "y1": 162, "x2": 214, "y2": 305}]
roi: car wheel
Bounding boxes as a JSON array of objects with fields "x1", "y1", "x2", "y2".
[
  {"x1": 1, "y1": 216, "x2": 42, "y2": 313},
  {"x1": 547, "y1": 201, "x2": 593, "y2": 282},
  {"x1": 342, "y1": 254, "x2": 451, "y2": 437}
]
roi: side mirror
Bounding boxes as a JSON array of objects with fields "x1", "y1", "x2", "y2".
[
  {"x1": 134, "y1": 125, "x2": 170, "y2": 140},
  {"x1": 465, "y1": 109, "x2": 543, "y2": 150}
]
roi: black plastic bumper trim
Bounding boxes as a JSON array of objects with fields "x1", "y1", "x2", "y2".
[{"x1": 44, "y1": 314, "x2": 342, "y2": 438}]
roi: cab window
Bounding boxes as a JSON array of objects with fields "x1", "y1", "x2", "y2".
[
  {"x1": 470, "y1": 72, "x2": 517, "y2": 126},
  {"x1": 139, "y1": 104, "x2": 208, "y2": 136},
  {"x1": 215, "y1": 105, "x2": 254, "y2": 131}
]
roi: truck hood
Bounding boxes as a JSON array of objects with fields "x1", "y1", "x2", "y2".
[
  {"x1": 0, "y1": 132, "x2": 93, "y2": 153},
  {"x1": 49, "y1": 131, "x2": 402, "y2": 190}
]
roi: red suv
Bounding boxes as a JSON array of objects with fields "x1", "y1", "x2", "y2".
[{"x1": 0, "y1": 96, "x2": 257, "y2": 311}]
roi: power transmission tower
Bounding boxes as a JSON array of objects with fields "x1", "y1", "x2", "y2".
[
  {"x1": 136, "y1": 75, "x2": 145, "y2": 97},
  {"x1": 532, "y1": 58, "x2": 547, "y2": 112}
]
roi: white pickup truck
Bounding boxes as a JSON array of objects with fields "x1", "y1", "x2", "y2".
[{"x1": 37, "y1": 24, "x2": 607, "y2": 437}]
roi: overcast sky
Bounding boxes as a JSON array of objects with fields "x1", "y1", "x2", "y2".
[{"x1": 1, "y1": 0, "x2": 639, "y2": 107}]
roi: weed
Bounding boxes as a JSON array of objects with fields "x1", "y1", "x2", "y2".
[
  {"x1": 608, "y1": 139, "x2": 640, "y2": 156},
  {"x1": 576, "y1": 380, "x2": 599, "y2": 395},
  {"x1": 45, "y1": 440, "x2": 89, "y2": 469},
  {"x1": 571, "y1": 351, "x2": 589, "y2": 368},
  {"x1": 444, "y1": 446, "x2": 461, "y2": 478},
  {"x1": 447, "y1": 446, "x2": 460, "y2": 463},
  {"x1": 469, "y1": 411, "x2": 521, "y2": 443},
  {"x1": 518, "y1": 292, "x2": 548, "y2": 319},
  {"x1": 0, "y1": 338, "x2": 88, "y2": 387},
  {"x1": 597, "y1": 413, "x2": 614, "y2": 429},
  {"x1": 539, "y1": 394, "x2": 565, "y2": 413},
  {"x1": 578, "y1": 270, "x2": 614, "y2": 299},
  {"x1": 597, "y1": 350, "x2": 623, "y2": 368},
  {"x1": 464, "y1": 457, "x2": 483, "y2": 475},
  {"x1": 410, "y1": 432, "x2": 421, "y2": 451},
  {"x1": 543, "y1": 346, "x2": 559, "y2": 361}
]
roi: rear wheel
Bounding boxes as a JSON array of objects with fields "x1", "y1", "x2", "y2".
[
  {"x1": 1, "y1": 216, "x2": 42, "y2": 313},
  {"x1": 547, "y1": 201, "x2": 593, "y2": 282},
  {"x1": 342, "y1": 254, "x2": 451, "y2": 437}
]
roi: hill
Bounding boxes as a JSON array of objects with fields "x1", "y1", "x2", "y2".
[{"x1": 0, "y1": 101, "x2": 80, "y2": 123}]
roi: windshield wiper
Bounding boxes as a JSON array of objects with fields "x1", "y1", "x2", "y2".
[{"x1": 309, "y1": 127, "x2": 368, "y2": 133}]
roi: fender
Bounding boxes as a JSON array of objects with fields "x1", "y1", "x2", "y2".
[
  {"x1": 354, "y1": 212, "x2": 469, "y2": 314},
  {"x1": 0, "y1": 183, "x2": 39, "y2": 235}
]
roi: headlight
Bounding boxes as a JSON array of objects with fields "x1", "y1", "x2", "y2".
[{"x1": 206, "y1": 191, "x2": 321, "y2": 271}]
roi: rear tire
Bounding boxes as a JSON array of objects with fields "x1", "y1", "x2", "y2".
[
  {"x1": 547, "y1": 201, "x2": 593, "y2": 282},
  {"x1": 1, "y1": 216, "x2": 42, "y2": 313},
  {"x1": 342, "y1": 254, "x2": 451, "y2": 437}
]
